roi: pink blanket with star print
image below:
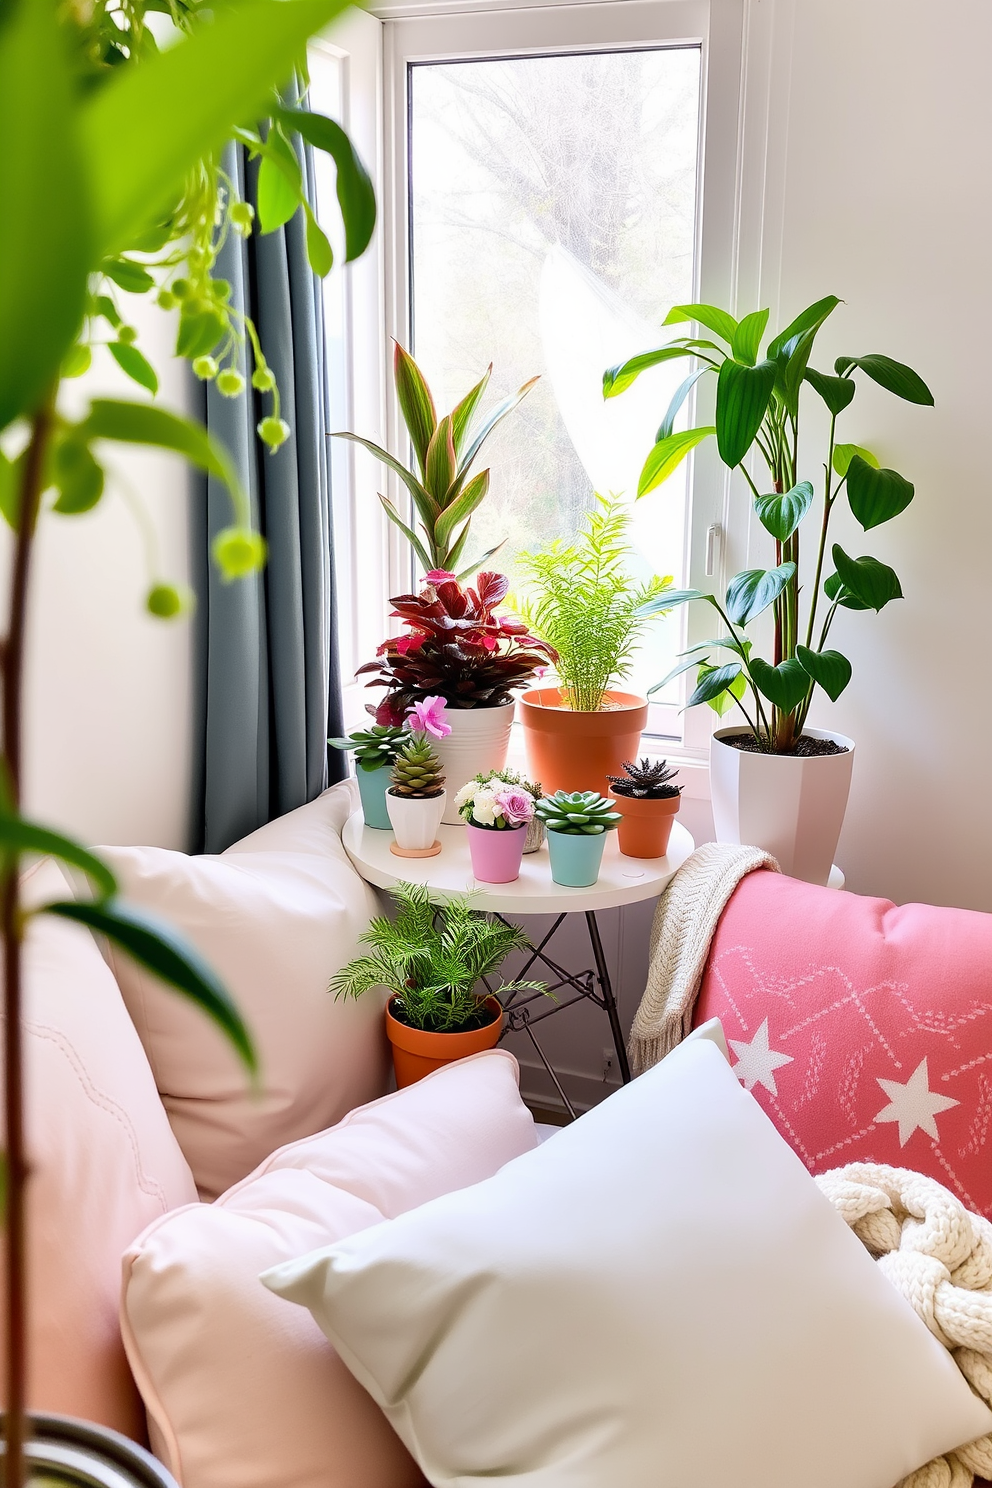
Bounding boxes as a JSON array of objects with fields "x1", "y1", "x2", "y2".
[{"x1": 693, "y1": 870, "x2": 992, "y2": 1218}]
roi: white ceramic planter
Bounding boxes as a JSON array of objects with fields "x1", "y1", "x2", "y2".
[
  {"x1": 709, "y1": 726, "x2": 855, "y2": 886},
  {"x1": 432, "y1": 702, "x2": 514, "y2": 824},
  {"x1": 386, "y1": 789, "x2": 447, "y2": 851}
]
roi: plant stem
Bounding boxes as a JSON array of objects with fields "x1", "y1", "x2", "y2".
[
  {"x1": 3, "y1": 395, "x2": 54, "y2": 1488},
  {"x1": 804, "y1": 414, "x2": 838, "y2": 651}
]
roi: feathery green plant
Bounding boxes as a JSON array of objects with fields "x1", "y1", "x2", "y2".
[
  {"x1": 329, "y1": 882, "x2": 545, "y2": 1033},
  {"x1": 514, "y1": 496, "x2": 673, "y2": 712}
]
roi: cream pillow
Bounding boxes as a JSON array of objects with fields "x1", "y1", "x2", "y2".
[
  {"x1": 264, "y1": 1038, "x2": 992, "y2": 1488},
  {"x1": 101, "y1": 783, "x2": 387, "y2": 1199}
]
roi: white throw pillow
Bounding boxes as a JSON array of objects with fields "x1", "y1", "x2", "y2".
[{"x1": 263, "y1": 1038, "x2": 992, "y2": 1488}]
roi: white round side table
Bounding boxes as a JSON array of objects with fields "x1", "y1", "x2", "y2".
[{"x1": 343, "y1": 811, "x2": 694, "y2": 1117}]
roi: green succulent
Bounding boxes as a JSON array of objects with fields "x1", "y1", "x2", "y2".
[
  {"x1": 607, "y1": 758, "x2": 682, "y2": 800},
  {"x1": 535, "y1": 790, "x2": 622, "y2": 836},
  {"x1": 328, "y1": 724, "x2": 409, "y2": 772},
  {"x1": 390, "y1": 733, "x2": 445, "y2": 798}
]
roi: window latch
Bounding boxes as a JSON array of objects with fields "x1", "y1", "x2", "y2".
[{"x1": 704, "y1": 523, "x2": 722, "y2": 578}]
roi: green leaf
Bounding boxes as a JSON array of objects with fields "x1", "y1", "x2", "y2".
[
  {"x1": 44, "y1": 900, "x2": 257, "y2": 1077},
  {"x1": 81, "y1": 0, "x2": 353, "y2": 259},
  {"x1": 833, "y1": 442, "x2": 878, "y2": 478},
  {"x1": 84, "y1": 400, "x2": 241, "y2": 503},
  {"x1": 0, "y1": 450, "x2": 23, "y2": 531},
  {"x1": 434, "y1": 469, "x2": 489, "y2": 552},
  {"x1": 109, "y1": 342, "x2": 159, "y2": 396},
  {"x1": 663, "y1": 303, "x2": 738, "y2": 345},
  {"x1": 804, "y1": 367, "x2": 856, "y2": 416},
  {"x1": 636, "y1": 587, "x2": 707, "y2": 618},
  {"x1": 393, "y1": 344, "x2": 437, "y2": 476},
  {"x1": 780, "y1": 326, "x2": 819, "y2": 417},
  {"x1": 754, "y1": 481, "x2": 814, "y2": 543},
  {"x1": 454, "y1": 538, "x2": 506, "y2": 584},
  {"x1": 655, "y1": 367, "x2": 708, "y2": 442},
  {"x1": 766, "y1": 296, "x2": 841, "y2": 363},
  {"x1": 61, "y1": 344, "x2": 93, "y2": 379},
  {"x1": 725, "y1": 562, "x2": 796, "y2": 626},
  {"x1": 686, "y1": 662, "x2": 742, "y2": 708},
  {"x1": 334, "y1": 432, "x2": 439, "y2": 525},
  {"x1": 831, "y1": 545, "x2": 903, "y2": 611},
  {"x1": 450, "y1": 367, "x2": 491, "y2": 456},
  {"x1": 456, "y1": 377, "x2": 539, "y2": 476},
  {"x1": 731, "y1": 309, "x2": 769, "y2": 366},
  {"x1": 602, "y1": 344, "x2": 705, "y2": 399},
  {"x1": 835, "y1": 354, "x2": 934, "y2": 406},
  {"x1": 377, "y1": 495, "x2": 434, "y2": 576},
  {"x1": 846, "y1": 456, "x2": 914, "y2": 531},
  {"x1": 176, "y1": 303, "x2": 227, "y2": 360},
  {"x1": 0, "y1": 815, "x2": 116, "y2": 898},
  {"x1": 749, "y1": 657, "x2": 810, "y2": 713},
  {"x1": 303, "y1": 202, "x2": 333, "y2": 277},
  {"x1": 648, "y1": 654, "x2": 710, "y2": 694},
  {"x1": 637, "y1": 427, "x2": 715, "y2": 497},
  {"x1": 715, "y1": 359, "x2": 776, "y2": 468},
  {"x1": 257, "y1": 128, "x2": 302, "y2": 234},
  {"x1": 824, "y1": 570, "x2": 870, "y2": 612},
  {"x1": 278, "y1": 107, "x2": 376, "y2": 263},
  {"x1": 52, "y1": 439, "x2": 105, "y2": 515},
  {"x1": 796, "y1": 645, "x2": 852, "y2": 702},
  {"x1": 707, "y1": 667, "x2": 747, "y2": 716},
  {"x1": 94, "y1": 295, "x2": 122, "y2": 329},
  {"x1": 424, "y1": 415, "x2": 456, "y2": 502},
  {"x1": 0, "y1": 0, "x2": 89, "y2": 430},
  {"x1": 103, "y1": 258, "x2": 156, "y2": 295}
]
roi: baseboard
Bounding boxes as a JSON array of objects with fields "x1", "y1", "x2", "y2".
[{"x1": 516, "y1": 1054, "x2": 622, "y2": 1117}]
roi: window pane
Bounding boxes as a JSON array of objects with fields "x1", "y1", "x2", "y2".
[{"x1": 409, "y1": 46, "x2": 701, "y2": 718}]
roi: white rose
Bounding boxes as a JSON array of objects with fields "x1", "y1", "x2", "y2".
[
  {"x1": 471, "y1": 788, "x2": 499, "y2": 826},
  {"x1": 454, "y1": 780, "x2": 478, "y2": 808}
]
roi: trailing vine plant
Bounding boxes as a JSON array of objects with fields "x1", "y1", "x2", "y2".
[{"x1": 0, "y1": 0, "x2": 373, "y2": 1480}]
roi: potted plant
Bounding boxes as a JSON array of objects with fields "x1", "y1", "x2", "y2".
[
  {"x1": 328, "y1": 882, "x2": 544, "y2": 1086},
  {"x1": 535, "y1": 791, "x2": 622, "y2": 888},
  {"x1": 335, "y1": 342, "x2": 538, "y2": 580},
  {"x1": 328, "y1": 724, "x2": 409, "y2": 829},
  {"x1": 604, "y1": 297, "x2": 933, "y2": 884},
  {"x1": 455, "y1": 774, "x2": 539, "y2": 884},
  {"x1": 513, "y1": 497, "x2": 673, "y2": 797},
  {"x1": 607, "y1": 759, "x2": 683, "y2": 860},
  {"x1": 359, "y1": 571, "x2": 555, "y2": 823},
  {"x1": 464, "y1": 767, "x2": 546, "y2": 854},
  {"x1": 385, "y1": 700, "x2": 448, "y2": 856}
]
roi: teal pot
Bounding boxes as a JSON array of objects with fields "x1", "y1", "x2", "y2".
[
  {"x1": 546, "y1": 828, "x2": 608, "y2": 888},
  {"x1": 355, "y1": 764, "x2": 392, "y2": 829},
  {"x1": 0, "y1": 1413, "x2": 178, "y2": 1486}
]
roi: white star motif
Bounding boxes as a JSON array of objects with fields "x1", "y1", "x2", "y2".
[
  {"x1": 729, "y1": 1019, "x2": 793, "y2": 1096},
  {"x1": 873, "y1": 1058, "x2": 958, "y2": 1147}
]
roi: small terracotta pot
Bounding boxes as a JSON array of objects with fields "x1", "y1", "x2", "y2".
[
  {"x1": 519, "y1": 687, "x2": 648, "y2": 797},
  {"x1": 466, "y1": 822, "x2": 526, "y2": 883},
  {"x1": 385, "y1": 995, "x2": 504, "y2": 1088},
  {"x1": 614, "y1": 793, "x2": 681, "y2": 859}
]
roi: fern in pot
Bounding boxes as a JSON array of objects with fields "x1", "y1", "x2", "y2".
[{"x1": 512, "y1": 497, "x2": 672, "y2": 797}]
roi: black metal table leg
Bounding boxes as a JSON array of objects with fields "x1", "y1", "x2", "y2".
[{"x1": 585, "y1": 910, "x2": 631, "y2": 1084}]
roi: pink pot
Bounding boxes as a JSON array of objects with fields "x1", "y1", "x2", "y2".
[{"x1": 466, "y1": 823, "x2": 527, "y2": 884}]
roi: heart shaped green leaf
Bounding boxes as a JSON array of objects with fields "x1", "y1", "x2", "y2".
[
  {"x1": 846, "y1": 456, "x2": 914, "y2": 530},
  {"x1": 754, "y1": 481, "x2": 814, "y2": 542},
  {"x1": 804, "y1": 367, "x2": 856, "y2": 416},
  {"x1": 831, "y1": 546, "x2": 903, "y2": 611},
  {"x1": 824, "y1": 570, "x2": 870, "y2": 611},
  {"x1": 725, "y1": 562, "x2": 796, "y2": 626},
  {"x1": 833, "y1": 442, "x2": 879, "y2": 478},
  {"x1": 796, "y1": 645, "x2": 852, "y2": 701},
  {"x1": 834, "y1": 354, "x2": 934, "y2": 406},
  {"x1": 686, "y1": 662, "x2": 742, "y2": 709},
  {"x1": 749, "y1": 657, "x2": 810, "y2": 713}
]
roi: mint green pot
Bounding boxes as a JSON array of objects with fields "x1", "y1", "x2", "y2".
[
  {"x1": 356, "y1": 764, "x2": 392, "y2": 829},
  {"x1": 546, "y1": 828, "x2": 608, "y2": 887}
]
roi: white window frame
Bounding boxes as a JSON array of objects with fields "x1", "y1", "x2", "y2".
[{"x1": 321, "y1": 0, "x2": 754, "y2": 788}]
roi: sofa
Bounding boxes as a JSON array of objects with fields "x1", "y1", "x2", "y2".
[{"x1": 9, "y1": 778, "x2": 992, "y2": 1487}]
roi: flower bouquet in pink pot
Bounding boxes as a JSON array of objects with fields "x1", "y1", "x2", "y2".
[{"x1": 455, "y1": 771, "x2": 541, "y2": 884}]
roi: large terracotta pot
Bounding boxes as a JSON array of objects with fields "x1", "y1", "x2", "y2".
[
  {"x1": 385, "y1": 996, "x2": 504, "y2": 1087},
  {"x1": 432, "y1": 702, "x2": 514, "y2": 824},
  {"x1": 614, "y1": 794, "x2": 681, "y2": 859},
  {"x1": 519, "y1": 688, "x2": 648, "y2": 797},
  {"x1": 709, "y1": 725, "x2": 855, "y2": 886}
]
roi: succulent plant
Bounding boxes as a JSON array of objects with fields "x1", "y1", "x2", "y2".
[
  {"x1": 389, "y1": 733, "x2": 445, "y2": 799},
  {"x1": 359, "y1": 570, "x2": 556, "y2": 723},
  {"x1": 328, "y1": 724, "x2": 409, "y2": 773},
  {"x1": 607, "y1": 758, "x2": 683, "y2": 800},
  {"x1": 535, "y1": 790, "x2": 622, "y2": 836}
]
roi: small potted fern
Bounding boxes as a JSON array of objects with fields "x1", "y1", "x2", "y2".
[
  {"x1": 329, "y1": 882, "x2": 545, "y2": 1086},
  {"x1": 535, "y1": 791, "x2": 622, "y2": 888},
  {"x1": 513, "y1": 497, "x2": 672, "y2": 796},
  {"x1": 385, "y1": 699, "x2": 449, "y2": 856},
  {"x1": 607, "y1": 759, "x2": 683, "y2": 859},
  {"x1": 328, "y1": 724, "x2": 409, "y2": 828}
]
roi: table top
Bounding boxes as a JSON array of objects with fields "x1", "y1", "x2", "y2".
[{"x1": 342, "y1": 810, "x2": 695, "y2": 914}]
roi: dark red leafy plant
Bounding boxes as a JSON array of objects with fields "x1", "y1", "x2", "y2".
[{"x1": 360, "y1": 570, "x2": 557, "y2": 722}]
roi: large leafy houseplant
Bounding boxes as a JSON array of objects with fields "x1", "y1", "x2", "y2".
[
  {"x1": 336, "y1": 343, "x2": 538, "y2": 581},
  {"x1": 603, "y1": 298, "x2": 933, "y2": 752},
  {"x1": 0, "y1": 0, "x2": 373, "y2": 1480}
]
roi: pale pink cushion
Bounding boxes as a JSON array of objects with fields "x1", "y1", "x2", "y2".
[
  {"x1": 2, "y1": 859, "x2": 196, "y2": 1438},
  {"x1": 694, "y1": 870, "x2": 992, "y2": 1216},
  {"x1": 121, "y1": 1050, "x2": 537, "y2": 1488},
  {"x1": 100, "y1": 784, "x2": 388, "y2": 1199}
]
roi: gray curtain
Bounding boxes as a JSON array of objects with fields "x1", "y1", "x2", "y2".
[{"x1": 190, "y1": 142, "x2": 345, "y2": 854}]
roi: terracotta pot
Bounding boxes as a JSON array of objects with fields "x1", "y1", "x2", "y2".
[
  {"x1": 519, "y1": 687, "x2": 648, "y2": 797},
  {"x1": 432, "y1": 702, "x2": 514, "y2": 824},
  {"x1": 466, "y1": 822, "x2": 526, "y2": 883},
  {"x1": 385, "y1": 995, "x2": 504, "y2": 1087},
  {"x1": 709, "y1": 725, "x2": 855, "y2": 886},
  {"x1": 614, "y1": 793, "x2": 681, "y2": 859}
]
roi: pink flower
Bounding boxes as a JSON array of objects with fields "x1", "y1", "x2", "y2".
[
  {"x1": 493, "y1": 785, "x2": 534, "y2": 825},
  {"x1": 406, "y1": 695, "x2": 451, "y2": 739},
  {"x1": 425, "y1": 569, "x2": 456, "y2": 585}
]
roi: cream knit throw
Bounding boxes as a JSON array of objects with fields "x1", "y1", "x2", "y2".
[
  {"x1": 818, "y1": 1164, "x2": 992, "y2": 1488},
  {"x1": 627, "y1": 842, "x2": 779, "y2": 1076}
]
